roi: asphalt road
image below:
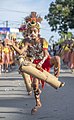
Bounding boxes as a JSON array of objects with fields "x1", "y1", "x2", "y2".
[{"x1": 0, "y1": 67, "x2": 74, "y2": 120}]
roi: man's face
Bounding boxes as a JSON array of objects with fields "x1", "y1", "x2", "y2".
[{"x1": 27, "y1": 27, "x2": 39, "y2": 39}]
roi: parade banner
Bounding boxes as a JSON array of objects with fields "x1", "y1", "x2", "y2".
[{"x1": 0, "y1": 27, "x2": 10, "y2": 34}]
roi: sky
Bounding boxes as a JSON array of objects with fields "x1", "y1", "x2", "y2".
[{"x1": 0, "y1": 0, "x2": 60, "y2": 42}]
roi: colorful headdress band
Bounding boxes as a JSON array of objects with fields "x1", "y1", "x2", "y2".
[
  {"x1": 25, "y1": 12, "x2": 43, "y2": 29},
  {"x1": 27, "y1": 21, "x2": 40, "y2": 29}
]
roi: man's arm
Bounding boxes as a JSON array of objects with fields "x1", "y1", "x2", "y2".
[
  {"x1": 37, "y1": 38, "x2": 49, "y2": 67},
  {"x1": 7, "y1": 40, "x2": 28, "y2": 55},
  {"x1": 38, "y1": 49, "x2": 49, "y2": 66}
]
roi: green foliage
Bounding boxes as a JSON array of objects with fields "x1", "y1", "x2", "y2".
[
  {"x1": 57, "y1": 31, "x2": 73, "y2": 44},
  {"x1": 45, "y1": 0, "x2": 74, "y2": 33}
]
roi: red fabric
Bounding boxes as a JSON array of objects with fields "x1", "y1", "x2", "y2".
[
  {"x1": 33, "y1": 56, "x2": 51, "y2": 88},
  {"x1": 43, "y1": 48, "x2": 48, "y2": 50}
]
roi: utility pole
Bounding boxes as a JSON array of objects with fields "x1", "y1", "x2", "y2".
[
  {"x1": 5, "y1": 20, "x2": 9, "y2": 39},
  {"x1": 6, "y1": 20, "x2": 8, "y2": 27}
]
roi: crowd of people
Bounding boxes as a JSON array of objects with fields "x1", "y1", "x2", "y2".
[
  {"x1": 0, "y1": 37, "x2": 21, "y2": 73},
  {"x1": 53, "y1": 41, "x2": 74, "y2": 71},
  {"x1": 0, "y1": 34, "x2": 74, "y2": 74},
  {"x1": 48, "y1": 40, "x2": 74, "y2": 72}
]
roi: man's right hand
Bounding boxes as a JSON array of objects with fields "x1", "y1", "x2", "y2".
[{"x1": 7, "y1": 40, "x2": 13, "y2": 46}]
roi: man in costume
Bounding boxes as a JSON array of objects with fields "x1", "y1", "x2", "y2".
[{"x1": 7, "y1": 12, "x2": 65, "y2": 114}]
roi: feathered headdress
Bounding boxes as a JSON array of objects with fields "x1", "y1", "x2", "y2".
[{"x1": 25, "y1": 12, "x2": 43, "y2": 29}]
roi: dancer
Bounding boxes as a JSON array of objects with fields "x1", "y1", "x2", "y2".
[{"x1": 7, "y1": 12, "x2": 65, "y2": 114}]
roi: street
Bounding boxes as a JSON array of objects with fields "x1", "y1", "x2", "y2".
[{"x1": 0, "y1": 67, "x2": 74, "y2": 120}]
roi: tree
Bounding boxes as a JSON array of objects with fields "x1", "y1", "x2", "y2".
[
  {"x1": 57, "y1": 32, "x2": 73, "y2": 44},
  {"x1": 45, "y1": 0, "x2": 74, "y2": 33},
  {"x1": 60, "y1": 31, "x2": 72, "y2": 40},
  {"x1": 49, "y1": 35, "x2": 54, "y2": 44}
]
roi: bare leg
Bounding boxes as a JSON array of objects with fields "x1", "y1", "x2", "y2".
[
  {"x1": 31, "y1": 78, "x2": 42, "y2": 114},
  {"x1": 22, "y1": 72, "x2": 32, "y2": 95},
  {"x1": 18, "y1": 57, "x2": 32, "y2": 95}
]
